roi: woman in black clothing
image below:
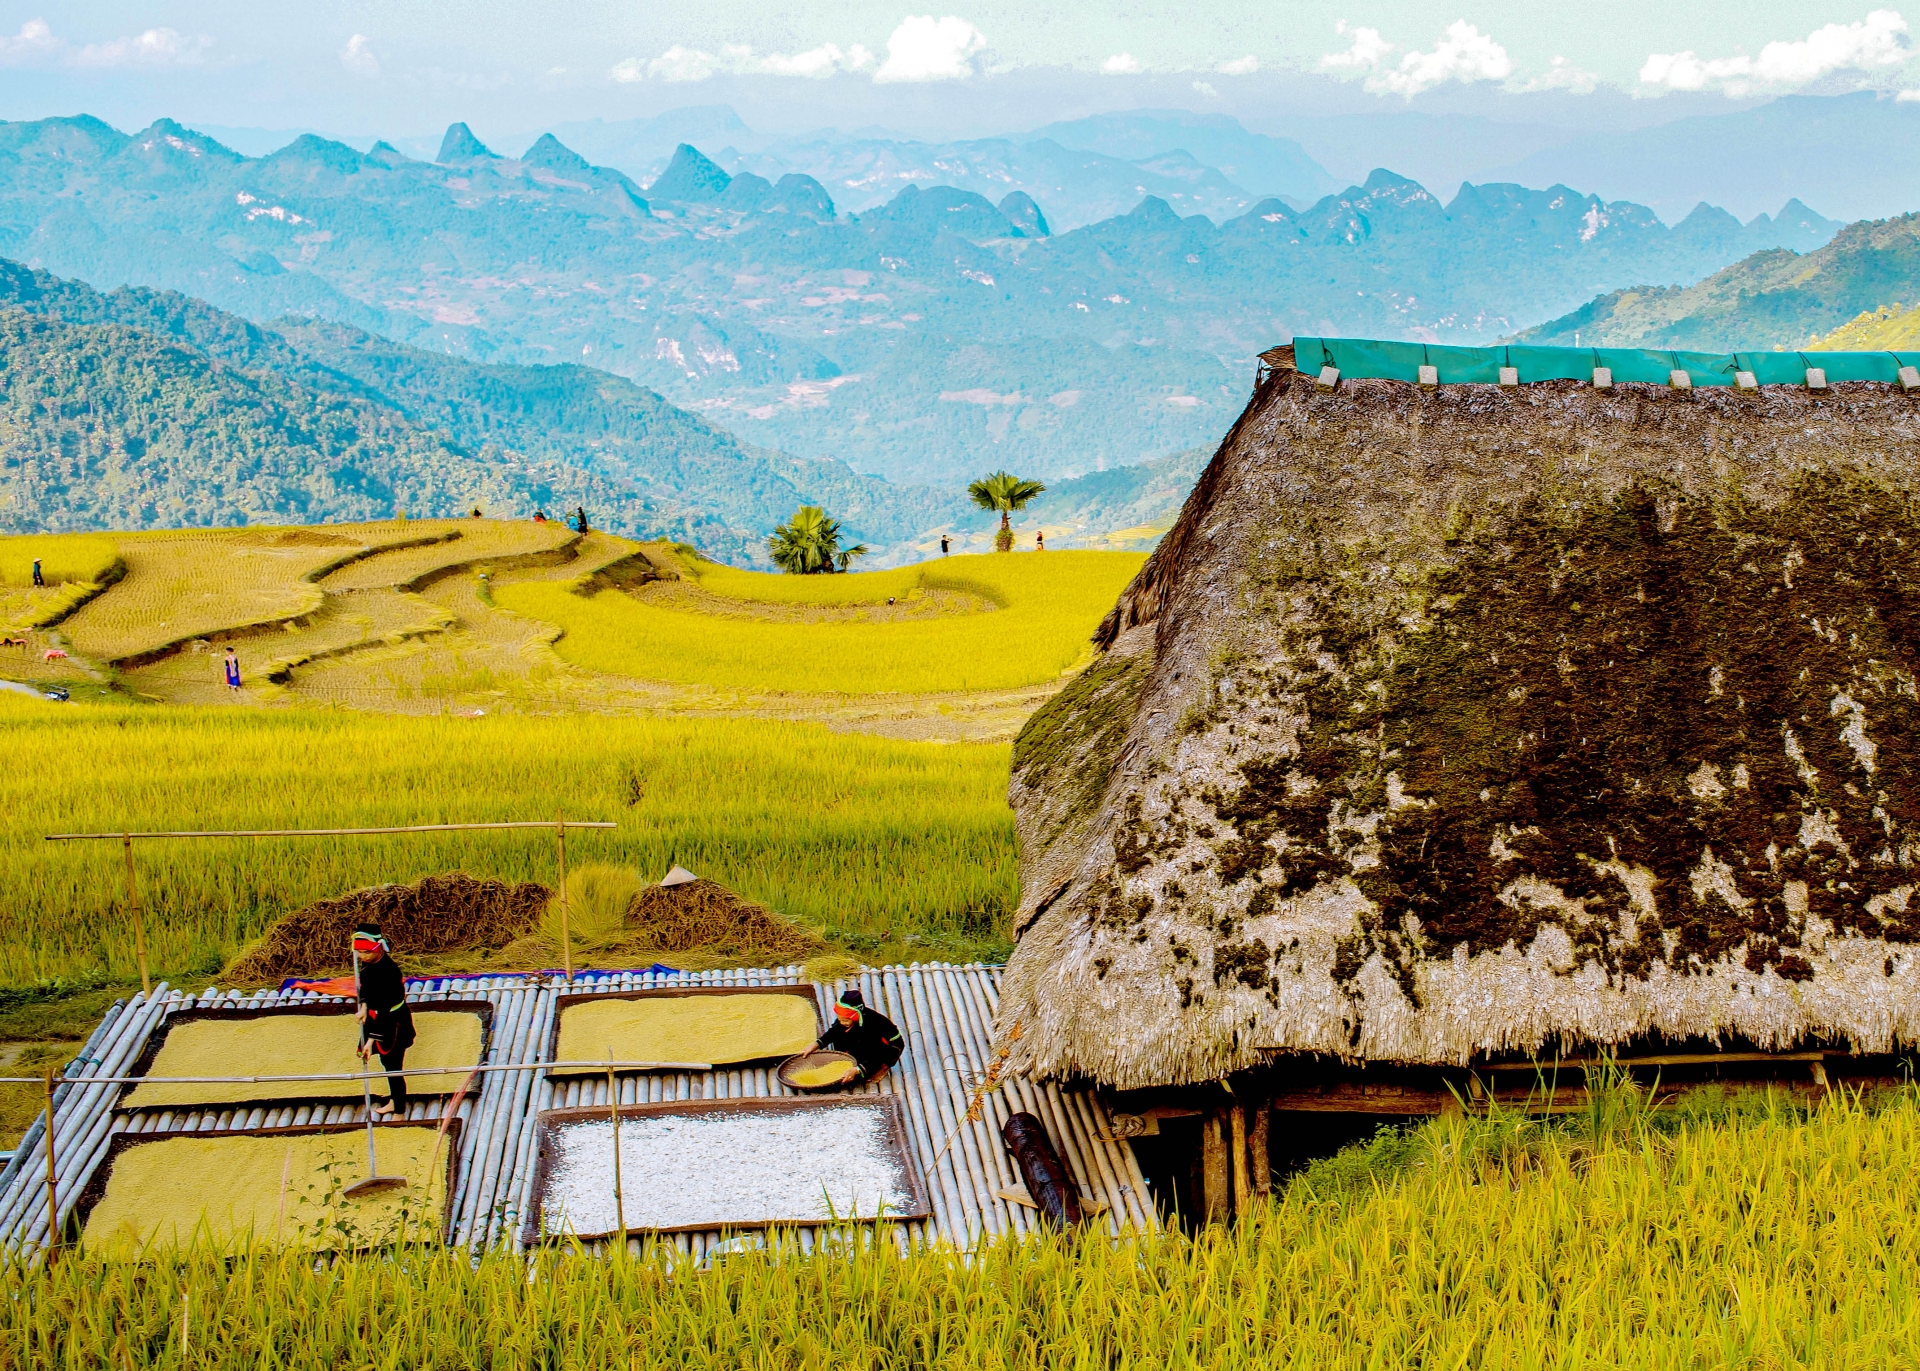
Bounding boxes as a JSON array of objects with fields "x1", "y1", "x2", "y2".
[
  {"x1": 813, "y1": 989, "x2": 904, "y2": 1084},
  {"x1": 352, "y1": 923, "x2": 416, "y2": 1116}
]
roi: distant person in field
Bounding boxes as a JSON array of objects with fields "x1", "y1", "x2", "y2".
[
  {"x1": 352, "y1": 923, "x2": 415, "y2": 1117},
  {"x1": 939, "y1": 536, "x2": 949, "y2": 555},
  {"x1": 533, "y1": 509, "x2": 547, "y2": 523},
  {"x1": 32, "y1": 559, "x2": 44, "y2": 587},
  {"x1": 222, "y1": 647, "x2": 241, "y2": 691},
  {"x1": 470, "y1": 507, "x2": 482, "y2": 519},
  {"x1": 1035, "y1": 531, "x2": 1044, "y2": 552},
  {"x1": 573, "y1": 506, "x2": 590, "y2": 534}
]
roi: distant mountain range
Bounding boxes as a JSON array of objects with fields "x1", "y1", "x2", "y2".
[
  {"x1": 0, "y1": 113, "x2": 1842, "y2": 488},
  {"x1": 0, "y1": 259, "x2": 961, "y2": 557},
  {"x1": 1518, "y1": 212, "x2": 1920, "y2": 351}
]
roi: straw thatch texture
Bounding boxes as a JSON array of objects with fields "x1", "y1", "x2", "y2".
[{"x1": 1000, "y1": 363, "x2": 1920, "y2": 1087}]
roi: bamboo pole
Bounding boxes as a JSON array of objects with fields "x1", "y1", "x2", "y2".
[
  {"x1": 47, "y1": 821, "x2": 616, "y2": 842},
  {"x1": 556, "y1": 812, "x2": 571, "y2": 984},
  {"x1": 607, "y1": 1051, "x2": 626, "y2": 1247},
  {"x1": 121, "y1": 833, "x2": 150, "y2": 997},
  {"x1": 1230, "y1": 1103, "x2": 1250, "y2": 1220},
  {"x1": 41, "y1": 1067, "x2": 57, "y2": 1258}
]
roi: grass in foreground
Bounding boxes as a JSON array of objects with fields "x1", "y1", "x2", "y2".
[
  {"x1": 496, "y1": 550, "x2": 1144, "y2": 694},
  {"x1": 0, "y1": 696, "x2": 1015, "y2": 989},
  {"x1": 6, "y1": 1087, "x2": 1918, "y2": 1367}
]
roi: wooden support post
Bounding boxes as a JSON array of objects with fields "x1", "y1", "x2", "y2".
[
  {"x1": 1249, "y1": 1101, "x2": 1270, "y2": 1200},
  {"x1": 1201, "y1": 1109, "x2": 1230, "y2": 1223},
  {"x1": 42, "y1": 1066, "x2": 58, "y2": 1258},
  {"x1": 555, "y1": 813, "x2": 571, "y2": 984},
  {"x1": 608, "y1": 1052, "x2": 626, "y2": 1248},
  {"x1": 123, "y1": 833, "x2": 149, "y2": 997},
  {"x1": 1229, "y1": 1103, "x2": 1250, "y2": 1219}
]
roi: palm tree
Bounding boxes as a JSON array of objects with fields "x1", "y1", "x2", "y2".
[
  {"x1": 768, "y1": 505, "x2": 865, "y2": 574},
  {"x1": 968, "y1": 471, "x2": 1046, "y2": 551}
]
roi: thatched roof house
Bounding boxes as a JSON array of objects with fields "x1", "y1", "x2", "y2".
[{"x1": 1000, "y1": 338, "x2": 1920, "y2": 1090}]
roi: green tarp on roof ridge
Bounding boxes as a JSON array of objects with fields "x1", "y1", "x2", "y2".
[{"x1": 1286, "y1": 336, "x2": 1920, "y2": 388}]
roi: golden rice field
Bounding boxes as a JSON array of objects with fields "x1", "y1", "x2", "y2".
[
  {"x1": 0, "y1": 532, "x2": 123, "y2": 634},
  {"x1": 496, "y1": 549, "x2": 1145, "y2": 694},
  {"x1": 0, "y1": 532, "x2": 120, "y2": 588},
  {"x1": 316, "y1": 519, "x2": 575, "y2": 592},
  {"x1": 57, "y1": 528, "x2": 375, "y2": 663},
  {"x1": 0, "y1": 695, "x2": 1015, "y2": 987},
  {"x1": 8, "y1": 1091, "x2": 1919, "y2": 1366}
]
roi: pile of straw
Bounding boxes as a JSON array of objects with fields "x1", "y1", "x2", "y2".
[{"x1": 228, "y1": 873, "x2": 550, "y2": 982}]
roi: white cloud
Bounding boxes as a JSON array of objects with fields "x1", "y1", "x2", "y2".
[
  {"x1": 339, "y1": 33, "x2": 379, "y2": 77},
  {"x1": 1101, "y1": 52, "x2": 1140, "y2": 75},
  {"x1": 1218, "y1": 55, "x2": 1259, "y2": 76},
  {"x1": 1191, "y1": 79, "x2": 1220, "y2": 97},
  {"x1": 758, "y1": 42, "x2": 874, "y2": 77},
  {"x1": 75, "y1": 26, "x2": 210, "y2": 68},
  {"x1": 1641, "y1": 9, "x2": 1909, "y2": 95},
  {"x1": 1901, "y1": 86, "x2": 1920, "y2": 99},
  {"x1": 0, "y1": 18, "x2": 57, "y2": 63},
  {"x1": 1522, "y1": 54, "x2": 1599, "y2": 94},
  {"x1": 613, "y1": 39, "x2": 875, "y2": 82},
  {"x1": 874, "y1": 15, "x2": 985, "y2": 83},
  {"x1": 1320, "y1": 21, "x2": 1390, "y2": 71},
  {"x1": 1367, "y1": 21, "x2": 1510, "y2": 97}
]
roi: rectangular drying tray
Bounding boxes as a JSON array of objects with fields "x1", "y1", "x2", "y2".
[
  {"x1": 74, "y1": 1117, "x2": 466, "y2": 1249},
  {"x1": 521, "y1": 1093, "x2": 929, "y2": 1243},
  {"x1": 545, "y1": 983, "x2": 821, "y2": 1076},
  {"x1": 119, "y1": 998, "x2": 495, "y2": 1110}
]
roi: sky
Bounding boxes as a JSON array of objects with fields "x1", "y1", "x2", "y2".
[{"x1": 0, "y1": 2, "x2": 1917, "y2": 144}]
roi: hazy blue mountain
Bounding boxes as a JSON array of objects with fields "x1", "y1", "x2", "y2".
[
  {"x1": 0, "y1": 114, "x2": 1843, "y2": 487},
  {"x1": 1029, "y1": 109, "x2": 1335, "y2": 205},
  {"x1": 724, "y1": 133, "x2": 1262, "y2": 228},
  {"x1": 1485, "y1": 93, "x2": 1920, "y2": 227}
]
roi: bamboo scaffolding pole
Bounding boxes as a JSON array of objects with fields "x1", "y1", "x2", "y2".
[
  {"x1": 0, "y1": 1058, "x2": 713, "y2": 1087},
  {"x1": 121, "y1": 834, "x2": 149, "y2": 997},
  {"x1": 45, "y1": 821, "x2": 618, "y2": 841},
  {"x1": 556, "y1": 812, "x2": 571, "y2": 984},
  {"x1": 41, "y1": 1069, "x2": 57, "y2": 1259}
]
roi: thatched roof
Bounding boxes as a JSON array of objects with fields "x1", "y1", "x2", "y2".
[{"x1": 998, "y1": 342, "x2": 1920, "y2": 1088}]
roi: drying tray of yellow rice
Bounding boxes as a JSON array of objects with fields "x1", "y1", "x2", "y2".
[
  {"x1": 121, "y1": 1001, "x2": 491, "y2": 1110},
  {"x1": 78, "y1": 1120, "x2": 460, "y2": 1254},
  {"x1": 548, "y1": 986, "x2": 821, "y2": 1077}
]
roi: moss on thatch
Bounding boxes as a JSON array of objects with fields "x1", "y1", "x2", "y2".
[{"x1": 1000, "y1": 365, "x2": 1920, "y2": 1088}]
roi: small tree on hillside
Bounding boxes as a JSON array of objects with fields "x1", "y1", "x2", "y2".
[
  {"x1": 768, "y1": 505, "x2": 866, "y2": 574},
  {"x1": 968, "y1": 471, "x2": 1046, "y2": 552}
]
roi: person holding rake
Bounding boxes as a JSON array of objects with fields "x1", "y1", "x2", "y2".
[{"x1": 352, "y1": 923, "x2": 416, "y2": 1117}]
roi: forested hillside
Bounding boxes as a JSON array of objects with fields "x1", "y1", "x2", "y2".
[
  {"x1": 1518, "y1": 212, "x2": 1920, "y2": 350},
  {"x1": 0, "y1": 260, "x2": 960, "y2": 553}
]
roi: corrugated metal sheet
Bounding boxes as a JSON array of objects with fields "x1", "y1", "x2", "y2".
[{"x1": 0, "y1": 963, "x2": 1154, "y2": 1259}]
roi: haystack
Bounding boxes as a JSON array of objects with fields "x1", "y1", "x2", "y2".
[
  {"x1": 1000, "y1": 339, "x2": 1920, "y2": 1089},
  {"x1": 627, "y1": 877, "x2": 825, "y2": 963},
  {"x1": 228, "y1": 872, "x2": 550, "y2": 982}
]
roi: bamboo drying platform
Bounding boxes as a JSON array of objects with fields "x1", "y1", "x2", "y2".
[{"x1": 0, "y1": 963, "x2": 1154, "y2": 1261}]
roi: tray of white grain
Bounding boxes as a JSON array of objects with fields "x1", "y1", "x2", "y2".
[
  {"x1": 524, "y1": 1095, "x2": 929, "y2": 1241},
  {"x1": 120, "y1": 1001, "x2": 492, "y2": 1109},
  {"x1": 547, "y1": 986, "x2": 821, "y2": 1077}
]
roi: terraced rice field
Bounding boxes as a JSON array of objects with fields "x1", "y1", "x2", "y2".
[{"x1": 497, "y1": 549, "x2": 1146, "y2": 695}]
